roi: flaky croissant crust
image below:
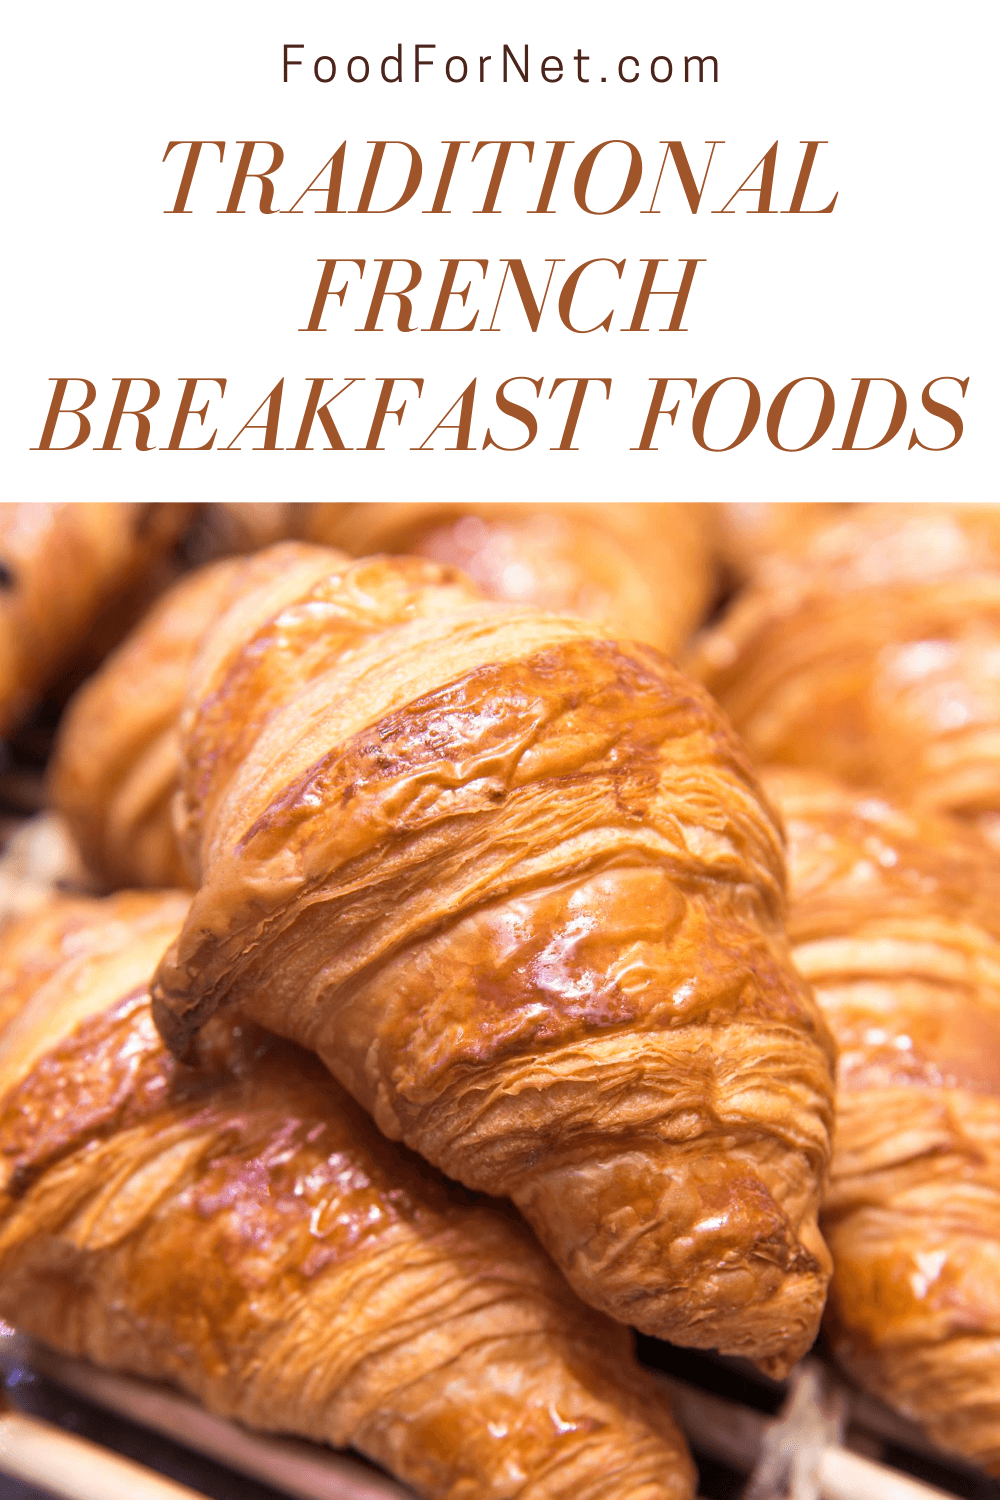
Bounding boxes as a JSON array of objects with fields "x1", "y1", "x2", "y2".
[
  {"x1": 149, "y1": 548, "x2": 834, "y2": 1371},
  {"x1": 765, "y1": 767, "x2": 1000, "y2": 1473},
  {"x1": 0, "y1": 892, "x2": 696, "y2": 1500}
]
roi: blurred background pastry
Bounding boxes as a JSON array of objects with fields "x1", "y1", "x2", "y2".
[
  {"x1": 694, "y1": 503, "x2": 1000, "y2": 847},
  {"x1": 766, "y1": 767, "x2": 1000, "y2": 1474},
  {"x1": 301, "y1": 502, "x2": 717, "y2": 659}
]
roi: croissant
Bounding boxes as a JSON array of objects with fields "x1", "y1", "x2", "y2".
[
  {"x1": 301, "y1": 503, "x2": 716, "y2": 658},
  {"x1": 135, "y1": 544, "x2": 835, "y2": 1372},
  {"x1": 692, "y1": 503, "x2": 1000, "y2": 845},
  {"x1": 0, "y1": 890, "x2": 696, "y2": 1500},
  {"x1": 0, "y1": 502, "x2": 192, "y2": 737},
  {"x1": 764, "y1": 767, "x2": 1000, "y2": 1473},
  {"x1": 49, "y1": 542, "x2": 348, "y2": 891}
]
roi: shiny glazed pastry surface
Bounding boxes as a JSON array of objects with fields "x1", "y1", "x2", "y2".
[
  {"x1": 766, "y1": 768, "x2": 1000, "y2": 1473},
  {"x1": 302, "y1": 503, "x2": 715, "y2": 657},
  {"x1": 0, "y1": 893, "x2": 696, "y2": 1500},
  {"x1": 0, "y1": 502, "x2": 191, "y2": 737},
  {"x1": 150, "y1": 547, "x2": 835, "y2": 1371},
  {"x1": 49, "y1": 543, "x2": 347, "y2": 891},
  {"x1": 694, "y1": 504, "x2": 1000, "y2": 841}
]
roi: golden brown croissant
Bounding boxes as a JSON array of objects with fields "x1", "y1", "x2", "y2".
[
  {"x1": 0, "y1": 890, "x2": 697, "y2": 1500},
  {"x1": 693, "y1": 503, "x2": 1000, "y2": 842},
  {"x1": 763, "y1": 767, "x2": 1000, "y2": 1473},
  {"x1": 143, "y1": 545, "x2": 834, "y2": 1372},
  {"x1": 301, "y1": 503, "x2": 715, "y2": 658},
  {"x1": 0, "y1": 502, "x2": 192, "y2": 737},
  {"x1": 49, "y1": 542, "x2": 347, "y2": 891}
]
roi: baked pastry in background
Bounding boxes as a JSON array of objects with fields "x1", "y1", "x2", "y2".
[
  {"x1": 693, "y1": 504, "x2": 1000, "y2": 845},
  {"x1": 0, "y1": 502, "x2": 192, "y2": 737},
  {"x1": 711, "y1": 502, "x2": 855, "y2": 585},
  {"x1": 302, "y1": 503, "x2": 716, "y2": 658},
  {"x1": 49, "y1": 543, "x2": 347, "y2": 891},
  {"x1": 0, "y1": 891, "x2": 697, "y2": 1500},
  {"x1": 180, "y1": 502, "x2": 305, "y2": 564},
  {"x1": 765, "y1": 767, "x2": 1000, "y2": 1474},
  {"x1": 144, "y1": 544, "x2": 835, "y2": 1373},
  {"x1": 0, "y1": 812, "x2": 88, "y2": 926}
]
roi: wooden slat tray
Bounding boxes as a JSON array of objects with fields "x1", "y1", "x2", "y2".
[{"x1": 0, "y1": 1331, "x2": 988, "y2": 1500}]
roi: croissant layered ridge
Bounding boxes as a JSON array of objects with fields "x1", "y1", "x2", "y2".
[
  {"x1": 0, "y1": 892, "x2": 696, "y2": 1500},
  {"x1": 301, "y1": 502, "x2": 716, "y2": 657},
  {"x1": 765, "y1": 768, "x2": 1000, "y2": 1473},
  {"x1": 150, "y1": 550, "x2": 835, "y2": 1370},
  {"x1": 693, "y1": 503, "x2": 1000, "y2": 841}
]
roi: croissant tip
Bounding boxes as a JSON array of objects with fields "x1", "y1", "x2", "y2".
[{"x1": 149, "y1": 990, "x2": 198, "y2": 1065}]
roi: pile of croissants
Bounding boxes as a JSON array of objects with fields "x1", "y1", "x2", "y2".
[{"x1": 0, "y1": 497, "x2": 997, "y2": 1500}]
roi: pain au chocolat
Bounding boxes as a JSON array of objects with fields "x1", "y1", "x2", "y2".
[
  {"x1": 0, "y1": 891, "x2": 696, "y2": 1500},
  {"x1": 129, "y1": 543, "x2": 837, "y2": 1372}
]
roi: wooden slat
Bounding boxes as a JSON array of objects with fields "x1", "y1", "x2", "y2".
[
  {"x1": 0, "y1": 1398, "x2": 206, "y2": 1500},
  {"x1": 699, "y1": 1353, "x2": 971, "y2": 1472},
  {"x1": 10, "y1": 1336, "x2": 962, "y2": 1500},
  {"x1": 658, "y1": 1374, "x2": 956, "y2": 1500},
  {"x1": 24, "y1": 1341, "x2": 412, "y2": 1500}
]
